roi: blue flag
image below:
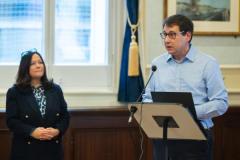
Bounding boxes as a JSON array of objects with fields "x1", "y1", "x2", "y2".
[{"x1": 118, "y1": 0, "x2": 144, "y2": 102}]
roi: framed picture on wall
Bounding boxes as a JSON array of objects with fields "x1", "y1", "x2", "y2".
[{"x1": 163, "y1": 0, "x2": 240, "y2": 35}]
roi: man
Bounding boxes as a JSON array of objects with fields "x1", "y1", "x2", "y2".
[{"x1": 142, "y1": 14, "x2": 228, "y2": 160}]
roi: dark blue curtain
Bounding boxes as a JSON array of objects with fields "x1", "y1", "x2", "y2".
[{"x1": 117, "y1": 0, "x2": 144, "y2": 102}]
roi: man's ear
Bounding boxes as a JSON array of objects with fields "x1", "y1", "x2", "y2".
[{"x1": 186, "y1": 31, "x2": 192, "y2": 43}]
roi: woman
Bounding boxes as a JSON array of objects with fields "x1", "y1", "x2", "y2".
[{"x1": 6, "y1": 49, "x2": 70, "y2": 160}]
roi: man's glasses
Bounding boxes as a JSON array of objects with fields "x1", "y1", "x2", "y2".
[
  {"x1": 160, "y1": 31, "x2": 185, "y2": 40},
  {"x1": 21, "y1": 48, "x2": 37, "y2": 57}
]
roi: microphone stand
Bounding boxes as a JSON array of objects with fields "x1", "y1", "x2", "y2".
[
  {"x1": 128, "y1": 65, "x2": 157, "y2": 160},
  {"x1": 128, "y1": 65, "x2": 157, "y2": 123}
]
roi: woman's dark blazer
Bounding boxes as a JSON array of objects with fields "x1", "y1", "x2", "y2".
[{"x1": 6, "y1": 83, "x2": 70, "y2": 160}]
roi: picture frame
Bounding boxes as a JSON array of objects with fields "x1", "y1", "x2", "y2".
[{"x1": 163, "y1": 0, "x2": 240, "y2": 35}]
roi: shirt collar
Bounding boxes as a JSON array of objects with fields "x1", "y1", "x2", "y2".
[{"x1": 166, "y1": 44, "x2": 196, "y2": 63}]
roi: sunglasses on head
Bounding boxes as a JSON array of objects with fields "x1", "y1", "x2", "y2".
[{"x1": 21, "y1": 48, "x2": 37, "y2": 57}]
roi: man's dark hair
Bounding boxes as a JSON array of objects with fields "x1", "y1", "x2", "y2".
[
  {"x1": 163, "y1": 14, "x2": 194, "y2": 42},
  {"x1": 16, "y1": 50, "x2": 53, "y2": 90}
]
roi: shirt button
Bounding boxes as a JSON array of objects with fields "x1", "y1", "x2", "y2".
[
  {"x1": 25, "y1": 115, "x2": 29, "y2": 118},
  {"x1": 56, "y1": 113, "x2": 60, "y2": 116},
  {"x1": 27, "y1": 141, "x2": 31, "y2": 144},
  {"x1": 56, "y1": 140, "x2": 59, "y2": 143}
]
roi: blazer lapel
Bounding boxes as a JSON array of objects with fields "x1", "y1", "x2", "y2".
[
  {"x1": 44, "y1": 89, "x2": 54, "y2": 119},
  {"x1": 26, "y1": 93, "x2": 42, "y2": 118}
]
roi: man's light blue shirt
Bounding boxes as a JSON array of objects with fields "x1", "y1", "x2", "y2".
[{"x1": 142, "y1": 46, "x2": 228, "y2": 129}]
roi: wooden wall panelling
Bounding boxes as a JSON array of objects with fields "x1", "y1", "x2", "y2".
[
  {"x1": 0, "y1": 113, "x2": 11, "y2": 160},
  {"x1": 0, "y1": 107, "x2": 240, "y2": 160},
  {"x1": 69, "y1": 108, "x2": 152, "y2": 160},
  {"x1": 213, "y1": 107, "x2": 240, "y2": 160}
]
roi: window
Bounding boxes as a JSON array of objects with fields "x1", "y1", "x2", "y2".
[
  {"x1": 0, "y1": 0, "x2": 43, "y2": 64},
  {"x1": 0, "y1": 0, "x2": 124, "y2": 107},
  {"x1": 52, "y1": 0, "x2": 110, "y2": 92},
  {"x1": 55, "y1": 0, "x2": 107, "y2": 65}
]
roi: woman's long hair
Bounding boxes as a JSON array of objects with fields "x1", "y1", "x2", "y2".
[{"x1": 16, "y1": 50, "x2": 53, "y2": 90}]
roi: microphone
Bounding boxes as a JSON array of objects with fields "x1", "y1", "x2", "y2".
[
  {"x1": 135, "y1": 65, "x2": 157, "y2": 102},
  {"x1": 128, "y1": 65, "x2": 157, "y2": 123}
]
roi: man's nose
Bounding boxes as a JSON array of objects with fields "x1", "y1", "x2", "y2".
[{"x1": 164, "y1": 35, "x2": 171, "y2": 42}]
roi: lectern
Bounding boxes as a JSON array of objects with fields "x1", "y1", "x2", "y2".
[{"x1": 128, "y1": 103, "x2": 206, "y2": 160}]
